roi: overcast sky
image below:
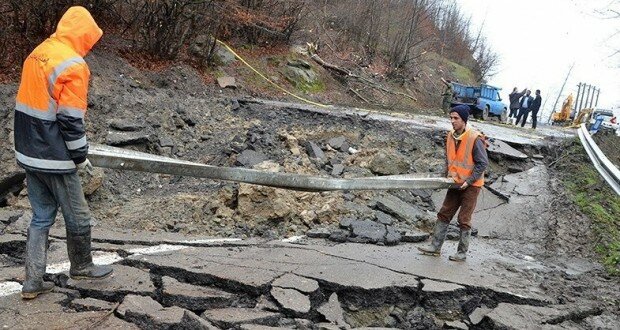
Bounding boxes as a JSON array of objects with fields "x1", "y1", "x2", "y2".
[{"x1": 457, "y1": 0, "x2": 620, "y2": 119}]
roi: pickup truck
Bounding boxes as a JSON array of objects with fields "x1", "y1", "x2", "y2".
[{"x1": 450, "y1": 83, "x2": 508, "y2": 121}]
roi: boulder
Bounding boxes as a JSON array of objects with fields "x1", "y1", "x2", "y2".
[
  {"x1": 109, "y1": 119, "x2": 145, "y2": 131},
  {"x1": 106, "y1": 131, "x2": 150, "y2": 146},
  {"x1": 350, "y1": 219, "x2": 386, "y2": 244},
  {"x1": 217, "y1": 76, "x2": 237, "y2": 89},
  {"x1": 368, "y1": 151, "x2": 410, "y2": 175},
  {"x1": 236, "y1": 150, "x2": 268, "y2": 167},
  {"x1": 304, "y1": 141, "x2": 325, "y2": 160},
  {"x1": 327, "y1": 136, "x2": 346, "y2": 150}
]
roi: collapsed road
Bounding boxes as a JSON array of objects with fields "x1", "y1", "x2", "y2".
[{"x1": 0, "y1": 54, "x2": 618, "y2": 329}]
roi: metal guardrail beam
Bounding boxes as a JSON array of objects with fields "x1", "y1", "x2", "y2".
[
  {"x1": 577, "y1": 124, "x2": 620, "y2": 195},
  {"x1": 88, "y1": 144, "x2": 455, "y2": 192}
]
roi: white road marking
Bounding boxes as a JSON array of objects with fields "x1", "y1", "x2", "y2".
[
  {"x1": 0, "y1": 238, "x2": 245, "y2": 296},
  {"x1": 281, "y1": 235, "x2": 305, "y2": 243},
  {"x1": 0, "y1": 282, "x2": 22, "y2": 297}
]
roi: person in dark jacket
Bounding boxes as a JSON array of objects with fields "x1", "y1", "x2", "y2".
[
  {"x1": 14, "y1": 6, "x2": 112, "y2": 300},
  {"x1": 508, "y1": 87, "x2": 526, "y2": 121},
  {"x1": 515, "y1": 90, "x2": 534, "y2": 127},
  {"x1": 529, "y1": 90, "x2": 542, "y2": 129}
]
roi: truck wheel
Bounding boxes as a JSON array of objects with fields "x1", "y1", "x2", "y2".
[
  {"x1": 482, "y1": 106, "x2": 489, "y2": 121},
  {"x1": 500, "y1": 108, "x2": 508, "y2": 123}
]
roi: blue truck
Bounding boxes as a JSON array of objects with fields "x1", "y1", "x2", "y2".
[{"x1": 450, "y1": 83, "x2": 508, "y2": 121}]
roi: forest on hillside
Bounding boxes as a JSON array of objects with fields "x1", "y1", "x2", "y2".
[{"x1": 0, "y1": 0, "x2": 496, "y2": 84}]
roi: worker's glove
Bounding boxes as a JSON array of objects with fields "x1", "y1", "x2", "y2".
[{"x1": 76, "y1": 159, "x2": 94, "y2": 175}]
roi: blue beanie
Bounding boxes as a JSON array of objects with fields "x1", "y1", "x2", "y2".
[{"x1": 450, "y1": 105, "x2": 470, "y2": 123}]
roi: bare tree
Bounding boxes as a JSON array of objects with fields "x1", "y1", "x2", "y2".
[{"x1": 472, "y1": 36, "x2": 499, "y2": 81}]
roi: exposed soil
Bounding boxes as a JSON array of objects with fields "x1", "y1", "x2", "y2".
[
  {"x1": 592, "y1": 129, "x2": 620, "y2": 168},
  {"x1": 1, "y1": 47, "x2": 619, "y2": 329}
]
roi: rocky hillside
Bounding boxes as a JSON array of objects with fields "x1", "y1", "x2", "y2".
[{"x1": 1, "y1": 48, "x2": 523, "y2": 242}]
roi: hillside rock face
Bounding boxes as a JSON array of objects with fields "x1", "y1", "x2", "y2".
[{"x1": 0, "y1": 53, "x2": 450, "y2": 240}]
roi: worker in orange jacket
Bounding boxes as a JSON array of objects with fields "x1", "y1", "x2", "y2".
[
  {"x1": 418, "y1": 105, "x2": 488, "y2": 261},
  {"x1": 14, "y1": 6, "x2": 112, "y2": 299}
]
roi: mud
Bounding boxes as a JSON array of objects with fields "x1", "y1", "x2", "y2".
[{"x1": 1, "y1": 52, "x2": 618, "y2": 329}]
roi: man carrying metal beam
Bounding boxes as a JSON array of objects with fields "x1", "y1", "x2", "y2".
[
  {"x1": 418, "y1": 105, "x2": 489, "y2": 261},
  {"x1": 14, "y1": 6, "x2": 112, "y2": 299}
]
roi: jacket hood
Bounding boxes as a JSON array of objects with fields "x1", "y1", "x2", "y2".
[{"x1": 51, "y1": 6, "x2": 103, "y2": 57}]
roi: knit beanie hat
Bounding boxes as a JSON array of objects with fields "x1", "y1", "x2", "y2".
[{"x1": 450, "y1": 105, "x2": 470, "y2": 123}]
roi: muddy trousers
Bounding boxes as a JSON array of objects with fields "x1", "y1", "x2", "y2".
[
  {"x1": 25, "y1": 171, "x2": 91, "y2": 235},
  {"x1": 25, "y1": 171, "x2": 112, "y2": 280},
  {"x1": 437, "y1": 186, "x2": 481, "y2": 230}
]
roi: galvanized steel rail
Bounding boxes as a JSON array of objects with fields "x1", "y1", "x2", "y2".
[
  {"x1": 88, "y1": 144, "x2": 455, "y2": 192},
  {"x1": 577, "y1": 124, "x2": 620, "y2": 195}
]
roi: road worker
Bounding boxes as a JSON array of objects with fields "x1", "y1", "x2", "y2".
[
  {"x1": 14, "y1": 6, "x2": 112, "y2": 299},
  {"x1": 418, "y1": 105, "x2": 488, "y2": 261}
]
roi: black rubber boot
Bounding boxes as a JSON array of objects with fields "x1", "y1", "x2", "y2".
[
  {"x1": 417, "y1": 220, "x2": 450, "y2": 256},
  {"x1": 66, "y1": 231, "x2": 113, "y2": 280},
  {"x1": 449, "y1": 229, "x2": 471, "y2": 262},
  {"x1": 21, "y1": 227, "x2": 55, "y2": 299}
]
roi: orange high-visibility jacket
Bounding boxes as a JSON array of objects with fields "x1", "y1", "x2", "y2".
[
  {"x1": 14, "y1": 6, "x2": 102, "y2": 173},
  {"x1": 446, "y1": 128, "x2": 485, "y2": 187}
]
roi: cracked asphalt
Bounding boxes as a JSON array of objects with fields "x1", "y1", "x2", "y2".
[{"x1": 0, "y1": 59, "x2": 617, "y2": 328}]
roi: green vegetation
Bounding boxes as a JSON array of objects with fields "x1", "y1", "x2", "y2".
[
  {"x1": 450, "y1": 61, "x2": 476, "y2": 84},
  {"x1": 423, "y1": 52, "x2": 476, "y2": 85},
  {"x1": 296, "y1": 79, "x2": 326, "y2": 93},
  {"x1": 558, "y1": 141, "x2": 620, "y2": 275}
]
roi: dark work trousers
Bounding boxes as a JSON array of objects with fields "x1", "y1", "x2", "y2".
[
  {"x1": 515, "y1": 108, "x2": 530, "y2": 127},
  {"x1": 508, "y1": 107, "x2": 519, "y2": 118},
  {"x1": 437, "y1": 186, "x2": 482, "y2": 230},
  {"x1": 530, "y1": 109, "x2": 539, "y2": 129}
]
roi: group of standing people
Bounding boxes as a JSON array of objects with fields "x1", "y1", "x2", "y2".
[{"x1": 508, "y1": 88, "x2": 542, "y2": 129}]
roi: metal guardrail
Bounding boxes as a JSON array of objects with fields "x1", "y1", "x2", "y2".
[
  {"x1": 88, "y1": 144, "x2": 455, "y2": 192},
  {"x1": 577, "y1": 124, "x2": 620, "y2": 195}
]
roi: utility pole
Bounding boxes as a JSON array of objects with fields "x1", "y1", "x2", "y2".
[
  {"x1": 588, "y1": 87, "x2": 597, "y2": 108},
  {"x1": 573, "y1": 83, "x2": 582, "y2": 114},
  {"x1": 585, "y1": 85, "x2": 592, "y2": 109},
  {"x1": 548, "y1": 63, "x2": 574, "y2": 123},
  {"x1": 594, "y1": 88, "x2": 600, "y2": 107},
  {"x1": 577, "y1": 83, "x2": 587, "y2": 117}
]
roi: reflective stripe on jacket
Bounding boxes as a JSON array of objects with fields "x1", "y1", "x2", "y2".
[
  {"x1": 446, "y1": 128, "x2": 485, "y2": 187},
  {"x1": 14, "y1": 6, "x2": 102, "y2": 173}
]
